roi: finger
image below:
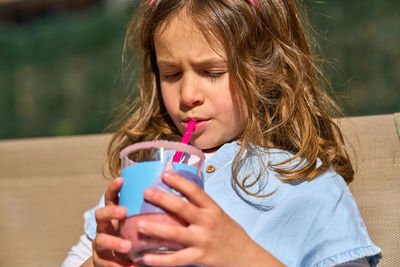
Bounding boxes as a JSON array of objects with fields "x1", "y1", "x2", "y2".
[
  {"x1": 93, "y1": 233, "x2": 132, "y2": 254},
  {"x1": 95, "y1": 206, "x2": 127, "y2": 223},
  {"x1": 136, "y1": 220, "x2": 193, "y2": 246},
  {"x1": 105, "y1": 177, "x2": 124, "y2": 205},
  {"x1": 142, "y1": 247, "x2": 203, "y2": 267},
  {"x1": 162, "y1": 172, "x2": 216, "y2": 208},
  {"x1": 143, "y1": 187, "x2": 200, "y2": 224},
  {"x1": 95, "y1": 205, "x2": 127, "y2": 234},
  {"x1": 93, "y1": 248, "x2": 135, "y2": 267}
]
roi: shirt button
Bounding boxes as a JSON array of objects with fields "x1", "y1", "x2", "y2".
[{"x1": 206, "y1": 164, "x2": 216, "y2": 173}]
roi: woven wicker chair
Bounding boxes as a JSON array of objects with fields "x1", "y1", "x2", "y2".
[{"x1": 0, "y1": 114, "x2": 399, "y2": 266}]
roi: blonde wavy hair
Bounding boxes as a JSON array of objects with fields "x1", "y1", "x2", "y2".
[{"x1": 106, "y1": 0, "x2": 354, "y2": 197}]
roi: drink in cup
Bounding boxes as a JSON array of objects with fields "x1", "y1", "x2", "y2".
[{"x1": 118, "y1": 140, "x2": 205, "y2": 264}]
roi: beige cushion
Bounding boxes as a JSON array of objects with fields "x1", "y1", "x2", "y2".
[
  {"x1": 343, "y1": 114, "x2": 400, "y2": 266},
  {"x1": 0, "y1": 114, "x2": 399, "y2": 266},
  {"x1": 0, "y1": 134, "x2": 110, "y2": 266}
]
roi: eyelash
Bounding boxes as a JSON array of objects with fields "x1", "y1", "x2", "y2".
[
  {"x1": 206, "y1": 71, "x2": 224, "y2": 80},
  {"x1": 164, "y1": 73, "x2": 180, "y2": 80},
  {"x1": 164, "y1": 71, "x2": 225, "y2": 81}
]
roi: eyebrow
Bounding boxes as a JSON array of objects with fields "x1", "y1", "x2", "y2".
[{"x1": 157, "y1": 58, "x2": 227, "y2": 68}]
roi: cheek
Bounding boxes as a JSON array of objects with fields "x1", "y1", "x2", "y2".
[
  {"x1": 232, "y1": 103, "x2": 248, "y2": 135},
  {"x1": 161, "y1": 87, "x2": 176, "y2": 113},
  {"x1": 233, "y1": 105, "x2": 248, "y2": 131},
  {"x1": 227, "y1": 86, "x2": 248, "y2": 125},
  {"x1": 216, "y1": 97, "x2": 247, "y2": 133}
]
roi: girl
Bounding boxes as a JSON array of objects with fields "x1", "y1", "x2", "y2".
[{"x1": 63, "y1": 0, "x2": 381, "y2": 266}]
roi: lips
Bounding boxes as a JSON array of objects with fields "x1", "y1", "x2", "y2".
[{"x1": 182, "y1": 118, "x2": 210, "y2": 131}]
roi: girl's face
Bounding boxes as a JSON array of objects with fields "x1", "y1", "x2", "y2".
[{"x1": 154, "y1": 10, "x2": 248, "y2": 152}]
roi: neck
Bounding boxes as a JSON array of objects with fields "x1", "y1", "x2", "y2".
[{"x1": 202, "y1": 146, "x2": 220, "y2": 154}]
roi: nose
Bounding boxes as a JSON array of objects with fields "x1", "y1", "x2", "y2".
[{"x1": 179, "y1": 73, "x2": 204, "y2": 108}]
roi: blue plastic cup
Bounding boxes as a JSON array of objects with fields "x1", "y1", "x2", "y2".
[{"x1": 118, "y1": 140, "x2": 205, "y2": 263}]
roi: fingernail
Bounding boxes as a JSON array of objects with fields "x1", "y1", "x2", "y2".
[
  {"x1": 144, "y1": 188, "x2": 154, "y2": 198},
  {"x1": 115, "y1": 208, "x2": 123, "y2": 217},
  {"x1": 143, "y1": 255, "x2": 153, "y2": 264},
  {"x1": 137, "y1": 220, "x2": 146, "y2": 230},
  {"x1": 121, "y1": 240, "x2": 131, "y2": 249},
  {"x1": 162, "y1": 172, "x2": 172, "y2": 180}
]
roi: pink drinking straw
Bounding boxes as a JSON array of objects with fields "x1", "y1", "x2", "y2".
[{"x1": 172, "y1": 120, "x2": 196, "y2": 163}]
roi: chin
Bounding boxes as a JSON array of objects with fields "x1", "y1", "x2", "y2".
[{"x1": 190, "y1": 138, "x2": 223, "y2": 153}]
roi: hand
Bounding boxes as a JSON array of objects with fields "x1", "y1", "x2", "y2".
[
  {"x1": 92, "y1": 177, "x2": 137, "y2": 267},
  {"x1": 136, "y1": 172, "x2": 285, "y2": 267}
]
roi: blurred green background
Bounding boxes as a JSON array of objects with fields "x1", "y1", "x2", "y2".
[{"x1": 0, "y1": 0, "x2": 399, "y2": 140}]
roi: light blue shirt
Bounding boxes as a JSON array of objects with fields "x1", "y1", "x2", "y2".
[{"x1": 84, "y1": 141, "x2": 381, "y2": 266}]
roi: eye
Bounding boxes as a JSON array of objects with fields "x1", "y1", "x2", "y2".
[
  {"x1": 163, "y1": 72, "x2": 181, "y2": 80},
  {"x1": 205, "y1": 71, "x2": 225, "y2": 79}
]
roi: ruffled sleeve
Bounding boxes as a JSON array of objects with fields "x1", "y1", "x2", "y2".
[
  {"x1": 297, "y1": 172, "x2": 382, "y2": 266},
  {"x1": 84, "y1": 195, "x2": 105, "y2": 241},
  {"x1": 314, "y1": 247, "x2": 381, "y2": 267}
]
